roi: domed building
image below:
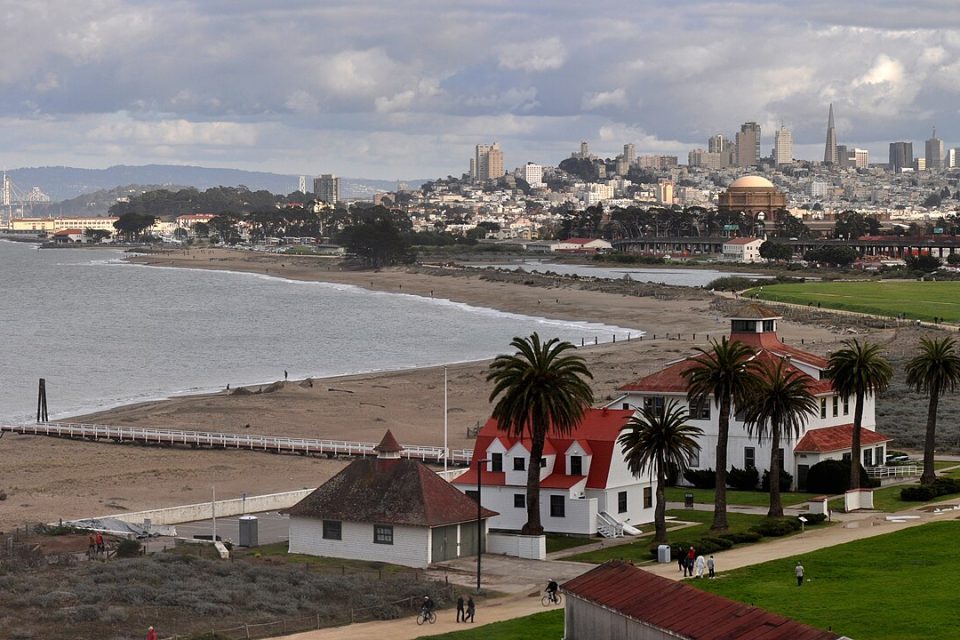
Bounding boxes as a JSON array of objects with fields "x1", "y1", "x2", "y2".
[{"x1": 717, "y1": 175, "x2": 787, "y2": 223}]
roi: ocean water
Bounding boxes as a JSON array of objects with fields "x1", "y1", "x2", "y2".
[
  {"x1": 0, "y1": 241, "x2": 639, "y2": 424},
  {"x1": 480, "y1": 261, "x2": 773, "y2": 287}
]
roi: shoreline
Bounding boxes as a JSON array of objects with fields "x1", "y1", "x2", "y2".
[{"x1": 0, "y1": 248, "x2": 852, "y2": 529}]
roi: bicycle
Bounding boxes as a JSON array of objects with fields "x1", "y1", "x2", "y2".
[
  {"x1": 416, "y1": 609, "x2": 437, "y2": 625},
  {"x1": 541, "y1": 591, "x2": 562, "y2": 606}
]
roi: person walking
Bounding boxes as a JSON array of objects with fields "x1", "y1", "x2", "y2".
[
  {"x1": 707, "y1": 555, "x2": 716, "y2": 579},
  {"x1": 95, "y1": 532, "x2": 104, "y2": 555},
  {"x1": 678, "y1": 552, "x2": 685, "y2": 574},
  {"x1": 456, "y1": 594, "x2": 465, "y2": 623},
  {"x1": 796, "y1": 561, "x2": 805, "y2": 587},
  {"x1": 146, "y1": 626, "x2": 158, "y2": 640},
  {"x1": 695, "y1": 554, "x2": 706, "y2": 579},
  {"x1": 686, "y1": 546, "x2": 696, "y2": 577},
  {"x1": 465, "y1": 596, "x2": 476, "y2": 623}
]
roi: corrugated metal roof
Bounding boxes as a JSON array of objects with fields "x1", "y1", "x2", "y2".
[{"x1": 562, "y1": 562, "x2": 842, "y2": 640}]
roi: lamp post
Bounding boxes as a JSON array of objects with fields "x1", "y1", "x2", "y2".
[{"x1": 475, "y1": 458, "x2": 490, "y2": 594}]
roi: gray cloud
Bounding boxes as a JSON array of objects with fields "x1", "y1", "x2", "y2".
[{"x1": 1, "y1": 0, "x2": 960, "y2": 179}]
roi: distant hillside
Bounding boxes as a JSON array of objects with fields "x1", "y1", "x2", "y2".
[{"x1": 5, "y1": 165, "x2": 426, "y2": 203}]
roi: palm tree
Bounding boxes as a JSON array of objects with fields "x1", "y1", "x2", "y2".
[
  {"x1": 486, "y1": 333, "x2": 594, "y2": 535},
  {"x1": 741, "y1": 358, "x2": 818, "y2": 517},
  {"x1": 905, "y1": 337, "x2": 960, "y2": 485},
  {"x1": 826, "y1": 339, "x2": 894, "y2": 489},
  {"x1": 618, "y1": 402, "x2": 703, "y2": 543},
  {"x1": 681, "y1": 337, "x2": 759, "y2": 532}
]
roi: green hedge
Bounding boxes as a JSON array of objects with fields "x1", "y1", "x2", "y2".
[
  {"x1": 683, "y1": 469, "x2": 716, "y2": 489},
  {"x1": 901, "y1": 477, "x2": 960, "y2": 501},
  {"x1": 750, "y1": 517, "x2": 802, "y2": 537},
  {"x1": 727, "y1": 466, "x2": 760, "y2": 490}
]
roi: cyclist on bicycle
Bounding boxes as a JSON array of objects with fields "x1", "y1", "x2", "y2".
[
  {"x1": 546, "y1": 579, "x2": 559, "y2": 603},
  {"x1": 422, "y1": 595, "x2": 435, "y2": 615}
]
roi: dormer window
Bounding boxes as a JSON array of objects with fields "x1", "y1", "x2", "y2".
[
  {"x1": 491, "y1": 453, "x2": 503, "y2": 472},
  {"x1": 513, "y1": 457, "x2": 525, "y2": 471},
  {"x1": 570, "y1": 455, "x2": 583, "y2": 476}
]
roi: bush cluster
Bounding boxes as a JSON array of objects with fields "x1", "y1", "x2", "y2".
[
  {"x1": 900, "y1": 477, "x2": 960, "y2": 501},
  {"x1": 761, "y1": 470, "x2": 793, "y2": 492},
  {"x1": 726, "y1": 466, "x2": 759, "y2": 490},
  {"x1": 683, "y1": 468, "x2": 716, "y2": 489},
  {"x1": 797, "y1": 512, "x2": 828, "y2": 525},
  {"x1": 805, "y1": 459, "x2": 878, "y2": 494},
  {"x1": 749, "y1": 517, "x2": 802, "y2": 537}
]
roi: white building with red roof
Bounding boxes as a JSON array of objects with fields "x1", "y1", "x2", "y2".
[
  {"x1": 722, "y1": 236, "x2": 763, "y2": 263},
  {"x1": 610, "y1": 304, "x2": 891, "y2": 490},
  {"x1": 285, "y1": 430, "x2": 497, "y2": 568},
  {"x1": 452, "y1": 408, "x2": 654, "y2": 536}
]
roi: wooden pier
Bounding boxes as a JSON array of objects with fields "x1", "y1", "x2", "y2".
[{"x1": 0, "y1": 422, "x2": 474, "y2": 465}]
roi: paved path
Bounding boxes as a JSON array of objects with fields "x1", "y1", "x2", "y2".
[{"x1": 282, "y1": 494, "x2": 960, "y2": 640}]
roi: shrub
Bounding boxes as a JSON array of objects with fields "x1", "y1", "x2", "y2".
[
  {"x1": 806, "y1": 459, "x2": 876, "y2": 494},
  {"x1": 902, "y1": 477, "x2": 960, "y2": 501},
  {"x1": 707, "y1": 276, "x2": 761, "y2": 291},
  {"x1": 700, "y1": 536, "x2": 734, "y2": 551},
  {"x1": 761, "y1": 469, "x2": 793, "y2": 492},
  {"x1": 115, "y1": 539, "x2": 142, "y2": 558},
  {"x1": 0, "y1": 489, "x2": 6, "y2": 501},
  {"x1": 750, "y1": 518, "x2": 801, "y2": 537},
  {"x1": 797, "y1": 512, "x2": 827, "y2": 525},
  {"x1": 726, "y1": 466, "x2": 759, "y2": 490},
  {"x1": 718, "y1": 531, "x2": 762, "y2": 545},
  {"x1": 683, "y1": 468, "x2": 716, "y2": 489}
]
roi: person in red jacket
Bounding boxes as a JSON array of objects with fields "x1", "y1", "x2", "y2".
[{"x1": 146, "y1": 626, "x2": 158, "y2": 640}]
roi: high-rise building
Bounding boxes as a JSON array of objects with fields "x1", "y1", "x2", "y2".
[
  {"x1": 688, "y1": 149, "x2": 726, "y2": 170},
  {"x1": 823, "y1": 104, "x2": 838, "y2": 165},
  {"x1": 708, "y1": 134, "x2": 728, "y2": 153},
  {"x1": 656, "y1": 179, "x2": 674, "y2": 205},
  {"x1": 925, "y1": 128, "x2": 945, "y2": 171},
  {"x1": 474, "y1": 143, "x2": 504, "y2": 182},
  {"x1": 889, "y1": 142, "x2": 913, "y2": 172},
  {"x1": 735, "y1": 122, "x2": 761, "y2": 167},
  {"x1": 947, "y1": 148, "x2": 959, "y2": 169},
  {"x1": 623, "y1": 143, "x2": 636, "y2": 165},
  {"x1": 298, "y1": 176, "x2": 307, "y2": 194},
  {"x1": 313, "y1": 174, "x2": 340, "y2": 204},
  {"x1": 773, "y1": 125, "x2": 793, "y2": 166},
  {"x1": 522, "y1": 162, "x2": 543, "y2": 188}
]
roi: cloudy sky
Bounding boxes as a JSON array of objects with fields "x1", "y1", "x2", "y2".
[{"x1": 2, "y1": 0, "x2": 960, "y2": 179}]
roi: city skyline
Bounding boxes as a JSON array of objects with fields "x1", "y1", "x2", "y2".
[{"x1": 2, "y1": 1, "x2": 960, "y2": 179}]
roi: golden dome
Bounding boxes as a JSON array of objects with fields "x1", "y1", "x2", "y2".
[{"x1": 729, "y1": 176, "x2": 775, "y2": 189}]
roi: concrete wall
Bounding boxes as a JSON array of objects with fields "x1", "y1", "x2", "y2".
[
  {"x1": 565, "y1": 595, "x2": 673, "y2": 640},
  {"x1": 487, "y1": 532, "x2": 546, "y2": 560},
  {"x1": 100, "y1": 489, "x2": 316, "y2": 526},
  {"x1": 288, "y1": 517, "x2": 430, "y2": 568}
]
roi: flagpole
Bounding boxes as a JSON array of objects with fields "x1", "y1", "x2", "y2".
[{"x1": 444, "y1": 366, "x2": 449, "y2": 473}]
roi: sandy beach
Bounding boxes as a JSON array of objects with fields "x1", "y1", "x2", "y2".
[{"x1": 0, "y1": 248, "x2": 853, "y2": 530}]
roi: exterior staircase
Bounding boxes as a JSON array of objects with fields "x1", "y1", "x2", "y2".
[{"x1": 597, "y1": 511, "x2": 624, "y2": 538}]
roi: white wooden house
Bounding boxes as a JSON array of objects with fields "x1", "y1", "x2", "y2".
[
  {"x1": 452, "y1": 408, "x2": 654, "y2": 536},
  {"x1": 286, "y1": 430, "x2": 497, "y2": 568},
  {"x1": 609, "y1": 304, "x2": 892, "y2": 490}
]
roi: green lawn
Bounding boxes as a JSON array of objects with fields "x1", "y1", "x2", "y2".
[
  {"x1": 665, "y1": 486, "x2": 821, "y2": 508},
  {"x1": 695, "y1": 521, "x2": 960, "y2": 639},
  {"x1": 567, "y1": 509, "x2": 824, "y2": 564},
  {"x1": 748, "y1": 280, "x2": 960, "y2": 322},
  {"x1": 545, "y1": 534, "x2": 596, "y2": 554},
  {"x1": 417, "y1": 610, "x2": 562, "y2": 640}
]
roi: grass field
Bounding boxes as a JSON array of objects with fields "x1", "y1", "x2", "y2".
[
  {"x1": 566, "y1": 509, "x2": 826, "y2": 564},
  {"x1": 664, "y1": 486, "x2": 821, "y2": 508},
  {"x1": 748, "y1": 280, "x2": 960, "y2": 322},
  {"x1": 695, "y1": 521, "x2": 960, "y2": 639},
  {"x1": 416, "y1": 610, "x2": 563, "y2": 640}
]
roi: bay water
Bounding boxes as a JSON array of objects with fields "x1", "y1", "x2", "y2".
[{"x1": 0, "y1": 241, "x2": 638, "y2": 424}]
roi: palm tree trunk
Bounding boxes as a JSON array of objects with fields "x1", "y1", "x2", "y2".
[
  {"x1": 921, "y1": 385, "x2": 941, "y2": 485},
  {"x1": 524, "y1": 426, "x2": 546, "y2": 535},
  {"x1": 768, "y1": 423, "x2": 783, "y2": 517},
  {"x1": 712, "y1": 398, "x2": 731, "y2": 532},
  {"x1": 850, "y1": 390, "x2": 864, "y2": 489},
  {"x1": 654, "y1": 452, "x2": 667, "y2": 543}
]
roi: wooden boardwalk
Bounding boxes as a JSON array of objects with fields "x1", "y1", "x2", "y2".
[{"x1": 0, "y1": 422, "x2": 474, "y2": 465}]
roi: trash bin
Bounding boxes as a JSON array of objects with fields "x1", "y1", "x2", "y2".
[
  {"x1": 657, "y1": 544, "x2": 671, "y2": 564},
  {"x1": 238, "y1": 515, "x2": 258, "y2": 547},
  {"x1": 684, "y1": 493, "x2": 694, "y2": 508}
]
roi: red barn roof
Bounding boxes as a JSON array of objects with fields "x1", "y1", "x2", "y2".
[
  {"x1": 794, "y1": 424, "x2": 891, "y2": 453},
  {"x1": 563, "y1": 561, "x2": 843, "y2": 640},
  {"x1": 453, "y1": 408, "x2": 634, "y2": 490}
]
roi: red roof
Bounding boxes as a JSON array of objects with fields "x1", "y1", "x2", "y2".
[
  {"x1": 450, "y1": 467, "x2": 506, "y2": 486},
  {"x1": 724, "y1": 236, "x2": 761, "y2": 245},
  {"x1": 540, "y1": 474, "x2": 586, "y2": 489},
  {"x1": 374, "y1": 429, "x2": 402, "y2": 454},
  {"x1": 563, "y1": 562, "x2": 842, "y2": 640},
  {"x1": 620, "y1": 326, "x2": 833, "y2": 396},
  {"x1": 565, "y1": 237, "x2": 603, "y2": 245},
  {"x1": 453, "y1": 408, "x2": 633, "y2": 490},
  {"x1": 794, "y1": 424, "x2": 892, "y2": 453}
]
